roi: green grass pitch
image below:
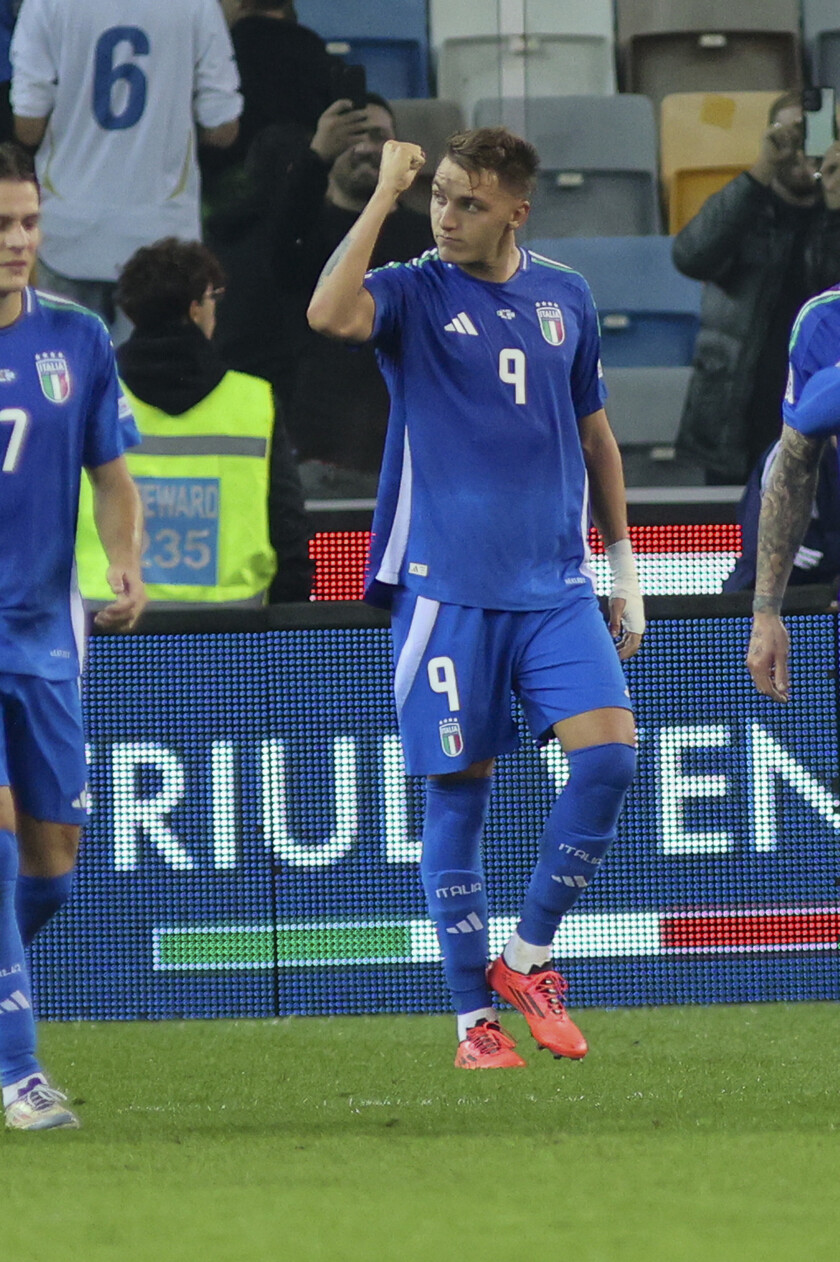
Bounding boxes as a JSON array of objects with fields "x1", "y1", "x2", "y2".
[{"x1": 3, "y1": 1003, "x2": 840, "y2": 1262}]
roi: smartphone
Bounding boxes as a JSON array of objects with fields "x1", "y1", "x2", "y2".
[
  {"x1": 330, "y1": 63, "x2": 368, "y2": 112},
  {"x1": 803, "y1": 86, "x2": 837, "y2": 159}
]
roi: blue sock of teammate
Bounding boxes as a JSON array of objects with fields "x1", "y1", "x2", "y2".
[
  {"x1": 0, "y1": 830, "x2": 39, "y2": 1091},
  {"x1": 513, "y1": 743, "x2": 636, "y2": 956},
  {"x1": 16, "y1": 871, "x2": 75, "y2": 948},
  {"x1": 420, "y1": 777, "x2": 494, "y2": 1019}
]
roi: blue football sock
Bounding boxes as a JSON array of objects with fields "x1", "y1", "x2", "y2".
[
  {"x1": 420, "y1": 777, "x2": 493, "y2": 1014},
  {"x1": 0, "y1": 830, "x2": 39, "y2": 1088},
  {"x1": 16, "y1": 871, "x2": 75, "y2": 948},
  {"x1": 517, "y1": 743, "x2": 636, "y2": 947}
]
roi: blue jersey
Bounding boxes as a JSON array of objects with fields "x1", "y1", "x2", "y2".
[
  {"x1": 784, "y1": 285, "x2": 840, "y2": 433},
  {"x1": 0, "y1": 288, "x2": 139, "y2": 679},
  {"x1": 363, "y1": 247, "x2": 607, "y2": 610}
]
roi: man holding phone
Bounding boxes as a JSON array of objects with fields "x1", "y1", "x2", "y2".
[
  {"x1": 263, "y1": 91, "x2": 433, "y2": 498},
  {"x1": 673, "y1": 90, "x2": 840, "y2": 485}
]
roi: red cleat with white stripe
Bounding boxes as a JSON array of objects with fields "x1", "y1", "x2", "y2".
[{"x1": 487, "y1": 956, "x2": 588, "y2": 1059}]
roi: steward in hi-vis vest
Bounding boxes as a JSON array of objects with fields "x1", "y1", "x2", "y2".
[{"x1": 76, "y1": 371, "x2": 277, "y2": 606}]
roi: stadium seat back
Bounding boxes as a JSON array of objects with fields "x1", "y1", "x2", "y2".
[
  {"x1": 660, "y1": 92, "x2": 780, "y2": 232},
  {"x1": 528, "y1": 237, "x2": 701, "y2": 366},
  {"x1": 437, "y1": 35, "x2": 615, "y2": 122}
]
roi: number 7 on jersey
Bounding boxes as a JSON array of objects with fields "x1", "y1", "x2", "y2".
[{"x1": 0, "y1": 408, "x2": 29, "y2": 472}]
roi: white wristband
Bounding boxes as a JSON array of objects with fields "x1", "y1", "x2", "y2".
[{"x1": 605, "y1": 539, "x2": 645, "y2": 635}]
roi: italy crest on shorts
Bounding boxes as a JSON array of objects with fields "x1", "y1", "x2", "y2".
[
  {"x1": 439, "y1": 718, "x2": 464, "y2": 758},
  {"x1": 35, "y1": 352, "x2": 71, "y2": 403},
  {"x1": 535, "y1": 302, "x2": 565, "y2": 346}
]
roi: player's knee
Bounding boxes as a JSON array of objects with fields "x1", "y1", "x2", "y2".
[
  {"x1": 566, "y1": 741, "x2": 636, "y2": 833},
  {"x1": 421, "y1": 776, "x2": 492, "y2": 876}
]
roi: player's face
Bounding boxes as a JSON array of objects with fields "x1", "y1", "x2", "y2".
[
  {"x1": 0, "y1": 180, "x2": 40, "y2": 297},
  {"x1": 431, "y1": 158, "x2": 529, "y2": 272},
  {"x1": 331, "y1": 105, "x2": 396, "y2": 200}
]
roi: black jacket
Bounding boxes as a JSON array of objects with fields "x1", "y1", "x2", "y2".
[
  {"x1": 673, "y1": 173, "x2": 840, "y2": 479},
  {"x1": 271, "y1": 147, "x2": 433, "y2": 472},
  {"x1": 232, "y1": 15, "x2": 336, "y2": 155}
]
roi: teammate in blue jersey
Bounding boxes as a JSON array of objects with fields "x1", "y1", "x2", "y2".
[
  {"x1": 0, "y1": 144, "x2": 145, "y2": 1128},
  {"x1": 748, "y1": 285, "x2": 840, "y2": 699},
  {"x1": 309, "y1": 128, "x2": 645, "y2": 1068}
]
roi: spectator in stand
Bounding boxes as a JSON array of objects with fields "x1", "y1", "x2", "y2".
[
  {"x1": 674, "y1": 91, "x2": 840, "y2": 485},
  {"x1": 270, "y1": 94, "x2": 433, "y2": 499},
  {"x1": 230, "y1": 0, "x2": 335, "y2": 162},
  {"x1": 75, "y1": 238, "x2": 313, "y2": 607},
  {"x1": 10, "y1": 0, "x2": 242, "y2": 338}
]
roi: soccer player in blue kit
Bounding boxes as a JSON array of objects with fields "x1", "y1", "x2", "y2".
[
  {"x1": 0, "y1": 145, "x2": 145, "y2": 1126},
  {"x1": 309, "y1": 128, "x2": 645, "y2": 1068},
  {"x1": 748, "y1": 285, "x2": 840, "y2": 698}
]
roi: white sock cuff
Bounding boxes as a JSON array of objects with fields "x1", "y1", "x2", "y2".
[
  {"x1": 2, "y1": 1072, "x2": 46, "y2": 1108},
  {"x1": 456, "y1": 1007, "x2": 497, "y2": 1041},
  {"x1": 503, "y1": 931, "x2": 552, "y2": 974}
]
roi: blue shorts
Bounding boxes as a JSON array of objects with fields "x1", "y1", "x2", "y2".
[
  {"x1": 390, "y1": 589, "x2": 633, "y2": 776},
  {"x1": 0, "y1": 674, "x2": 89, "y2": 824}
]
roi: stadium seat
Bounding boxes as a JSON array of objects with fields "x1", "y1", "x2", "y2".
[
  {"x1": 437, "y1": 35, "x2": 616, "y2": 122},
  {"x1": 297, "y1": 0, "x2": 430, "y2": 95},
  {"x1": 604, "y1": 366, "x2": 692, "y2": 446},
  {"x1": 602, "y1": 366, "x2": 703, "y2": 486},
  {"x1": 614, "y1": 0, "x2": 802, "y2": 104},
  {"x1": 527, "y1": 237, "x2": 702, "y2": 367},
  {"x1": 391, "y1": 98, "x2": 465, "y2": 164},
  {"x1": 325, "y1": 38, "x2": 428, "y2": 100},
  {"x1": 429, "y1": 0, "x2": 615, "y2": 48},
  {"x1": 660, "y1": 91, "x2": 780, "y2": 233},
  {"x1": 615, "y1": 0, "x2": 802, "y2": 45},
  {"x1": 474, "y1": 95, "x2": 661, "y2": 237},
  {"x1": 389, "y1": 98, "x2": 466, "y2": 215}
]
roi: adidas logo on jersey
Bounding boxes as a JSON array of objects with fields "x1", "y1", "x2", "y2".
[{"x1": 444, "y1": 312, "x2": 478, "y2": 336}]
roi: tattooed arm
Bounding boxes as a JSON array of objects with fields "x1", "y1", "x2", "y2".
[
  {"x1": 746, "y1": 424, "x2": 825, "y2": 700},
  {"x1": 307, "y1": 139, "x2": 424, "y2": 343}
]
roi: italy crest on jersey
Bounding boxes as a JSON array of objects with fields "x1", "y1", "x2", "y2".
[
  {"x1": 535, "y1": 302, "x2": 565, "y2": 346},
  {"x1": 35, "y1": 352, "x2": 71, "y2": 404},
  {"x1": 439, "y1": 718, "x2": 464, "y2": 758}
]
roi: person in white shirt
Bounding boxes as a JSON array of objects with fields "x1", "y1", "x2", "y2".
[{"x1": 10, "y1": 0, "x2": 241, "y2": 336}]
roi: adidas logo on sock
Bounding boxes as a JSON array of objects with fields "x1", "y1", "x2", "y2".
[
  {"x1": 444, "y1": 312, "x2": 478, "y2": 336},
  {"x1": 551, "y1": 874, "x2": 590, "y2": 888},
  {"x1": 0, "y1": 990, "x2": 31, "y2": 1013},
  {"x1": 446, "y1": 913, "x2": 484, "y2": 934}
]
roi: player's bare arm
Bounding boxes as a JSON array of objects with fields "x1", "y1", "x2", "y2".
[
  {"x1": 307, "y1": 139, "x2": 425, "y2": 342},
  {"x1": 579, "y1": 408, "x2": 645, "y2": 660},
  {"x1": 87, "y1": 456, "x2": 146, "y2": 632},
  {"x1": 747, "y1": 424, "x2": 824, "y2": 701},
  {"x1": 198, "y1": 118, "x2": 239, "y2": 149},
  {"x1": 13, "y1": 115, "x2": 48, "y2": 150}
]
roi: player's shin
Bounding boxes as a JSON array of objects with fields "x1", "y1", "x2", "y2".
[
  {"x1": 0, "y1": 830, "x2": 39, "y2": 1089},
  {"x1": 421, "y1": 778, "x2": 493, "y2": 1012},
  {"x1": 515, "y1": 742, "x2": 636, "y2": 949}
]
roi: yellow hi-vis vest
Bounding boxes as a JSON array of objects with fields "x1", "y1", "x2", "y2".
[{"x1": 76, "y1": 371, "x2": 277, "y2": 605}]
